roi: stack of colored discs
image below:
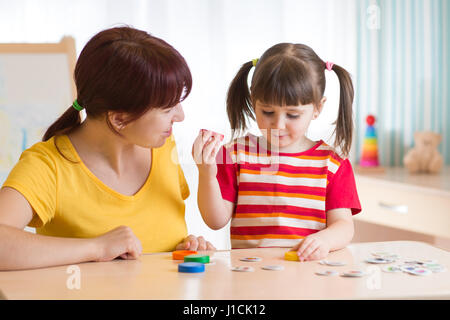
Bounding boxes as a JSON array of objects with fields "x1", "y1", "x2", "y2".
[
  {"x1": 178, "y1": 262, "x2": 205, "y2": 273},
  {"x1": 359, "y1": 115, "x2": 380, "y2": 167},
  {"x1": 284, "y1": 251, "x2": 299, "y2": 261},
  {"x1": 184, "y1": 254, "x2": 210, "y2": 264},
  {"x1": 172, "y1": 250, "x2": 198, "y2": 260}
]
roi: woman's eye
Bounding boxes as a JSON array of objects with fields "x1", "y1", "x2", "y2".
[
  {"x1": 287, "y1": 114, "x2": 300, "y2": 119},
  {"x1": 262, "y1": 111, "x2": 274, "y2": 116}
]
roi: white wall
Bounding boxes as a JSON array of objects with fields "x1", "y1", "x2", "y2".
[{"x1": 0, "y1": 0, "x2": 357, "y2": 249}]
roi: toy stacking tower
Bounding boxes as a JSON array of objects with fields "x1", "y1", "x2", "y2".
[{"x1": 357, "y1": 115, "x2": 384, "y2": 172}]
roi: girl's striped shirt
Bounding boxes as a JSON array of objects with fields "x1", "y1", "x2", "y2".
[{"x1": 216, "y1": 134, "x2": 361, "y2": 249}]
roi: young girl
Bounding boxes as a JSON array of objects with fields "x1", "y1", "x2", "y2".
[
  {"x1": 193, "y1": 43, "x2": 361, "y2": 261},
  {"x1": 0, "y1": 26, "x2": 214, "y2": 271}
]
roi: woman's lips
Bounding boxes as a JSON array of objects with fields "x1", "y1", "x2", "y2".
[{"x1": 163, "y1": 128, "x2": 172, "y2": 136}]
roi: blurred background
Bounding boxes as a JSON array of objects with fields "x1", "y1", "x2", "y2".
[{"x1": 0, "y1": 0, "x2": 448, "y2": 250}]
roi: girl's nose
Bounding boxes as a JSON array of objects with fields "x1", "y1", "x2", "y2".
[
  {"x1": 272, "y1": 116, "x2": 285, "y2": 129},
  {"x1": 172, "y1": 103, "x2": 185, "y2": 122}
]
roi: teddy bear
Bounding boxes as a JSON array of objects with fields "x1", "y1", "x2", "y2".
[{"x1": 403, "y1": 131, "x2": 443, "y2": 174}]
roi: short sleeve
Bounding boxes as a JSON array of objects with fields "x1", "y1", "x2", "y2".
[
  {"x1": 168, "y1": 135, "x2": 190, "y2": 200},
  {"x1": 215, "y1": 145, "x2": 238, "y2": 203},
  {"x1": 2, "y1": 147, "x2": 57, "y2": 227},
  {"x1": 326, "y1": 159, "x2": 361, "y2": 215},
  {"x1": 178, "y1": 164, "x2": 190, "y2": 200}
]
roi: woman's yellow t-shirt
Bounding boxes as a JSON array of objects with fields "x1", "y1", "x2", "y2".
[{"x1": 2, "y1": 135, "x2": 189, "y2": 253}]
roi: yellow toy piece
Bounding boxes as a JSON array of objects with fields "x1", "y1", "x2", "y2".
[{"x1": 284, "y1": 251, "x2": 300, "y2": 261}]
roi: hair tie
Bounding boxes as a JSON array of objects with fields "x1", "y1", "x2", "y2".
[
  {"x1": 252, "y1": 58, "x2": 259, "y2": 67},
  {"x1": 325, "y1": 61, "x2": 334, "y2": 71},
  {"x1": 72, "y1": 99, "x2": 84, "y2": 111}
]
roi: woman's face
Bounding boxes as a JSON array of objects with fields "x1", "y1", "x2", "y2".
[{"x1": 118, "y1": 103, "x2": 185, "y2": 148}]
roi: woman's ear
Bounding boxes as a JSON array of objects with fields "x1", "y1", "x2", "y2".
[
  {"x1": 107, "y1": 111, "x2": 128, "y2": 131},
  {"x1": 313, "y1": 97, "x2": 327, "y2": 119}
]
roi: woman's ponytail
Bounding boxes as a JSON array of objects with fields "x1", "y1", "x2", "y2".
[
  {"x1": 331, "y1": 64, "x2": 354, "y2": 157},
  {"x1": 226, "y1": 61, "x2": 255, "y2": 138},
  {"x1": 42, "y1": 103, "x2": 82, "y2": 141}
]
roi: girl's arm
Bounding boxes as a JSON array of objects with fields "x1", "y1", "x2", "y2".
[
  {"x1": 197, "y1": 171, "x2": 234, "y2": 230},
  {"x1": 292, "y1": 208, "x2": 354, "y2": 261},
  {"x1": 316, "y1": 208, "x2": 354, "y2": 251},
  {"x1": 0, "y1": 187, "x2": 142, "y2": 271},
  {"x1": 192, "y1": 130, "x2": 234, "y2": 230}
]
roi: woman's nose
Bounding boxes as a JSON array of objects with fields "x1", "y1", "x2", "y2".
[{"x1": 173, "y1": 103, "x2": 185, "y2": 122}]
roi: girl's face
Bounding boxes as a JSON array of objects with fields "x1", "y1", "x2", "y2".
[
  {"x1": 117, "y1": 103, "x2": 185, "y2": 148},
  {"x1": 254, "y1": 100, "x2": 323, "y2": 152}
]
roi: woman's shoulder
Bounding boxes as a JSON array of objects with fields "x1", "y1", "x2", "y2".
[
  {"x1": 4, "y1": 138, "x2": 61, "y2": 189},
  {"x1": 21, "y1": 136, "x2": 59, "y2": 159},
  {"x1": 17, "y1": 135, "x2": 84, "y2": 170}
]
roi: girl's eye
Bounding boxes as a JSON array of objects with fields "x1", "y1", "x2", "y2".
[
  {"x1": 287, "y1": 114, "x2": 300, "y2": 119},
  {"x1": 262, "y1": 111, "x2": 274, "y2": 116}
]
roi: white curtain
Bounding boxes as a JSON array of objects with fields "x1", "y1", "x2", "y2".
[{"x1": 0, "y1": 0, "x2": 357, "y2": 249}]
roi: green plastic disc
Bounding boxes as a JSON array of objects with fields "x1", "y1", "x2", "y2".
[{"x1": 183, "y1": 254, "x2": 210, "y2": 264}]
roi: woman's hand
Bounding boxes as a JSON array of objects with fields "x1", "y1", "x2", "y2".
[
  {"x1": 192, "y1": 129, "x2": 224, "y2": 178},
  {"x1": 291, "y1": 233, "x2": 331, "y2": 262},
  {"x1": 93, "y1": 226, "x2": 143, "y2": 262},
  {"x1": 176, "y1": 234, "x2": 216, "y2": 251}
]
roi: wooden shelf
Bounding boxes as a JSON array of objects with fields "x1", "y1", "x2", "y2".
[{"x1": 354, "y1": 166, "x2": 450, "y2": 250}]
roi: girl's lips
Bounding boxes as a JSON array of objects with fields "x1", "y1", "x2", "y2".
[{"x1": 271, "y1": 135, "x2": 287, "y2": 139}]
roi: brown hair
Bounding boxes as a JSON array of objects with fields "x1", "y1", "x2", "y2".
[
  {"x1": 43, "y1": 26, "x2": 192, "y2": 141},
  {"x1": 226, "y1": 43, "x2": 354, "y2": 156}
]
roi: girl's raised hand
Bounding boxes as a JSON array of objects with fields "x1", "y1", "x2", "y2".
[{"x1": 192, "y1": 129, "x2": 224, "y2": 177}]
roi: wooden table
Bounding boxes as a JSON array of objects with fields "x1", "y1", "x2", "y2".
[{"x1": 0, "y1": 241, "x2": 449, "y2": 300}]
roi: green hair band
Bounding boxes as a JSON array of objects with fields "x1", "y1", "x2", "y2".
[
  {"x1": 252, "y1": 58, "x2": 259, "y2": 67},
  {"x1": 72, "y1": 99, "x2": 84, "y2": 111}
]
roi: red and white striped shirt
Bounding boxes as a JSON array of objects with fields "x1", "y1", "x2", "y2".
[{"x1": 216, "y1": 134, "x2": 361, "y2": 249}]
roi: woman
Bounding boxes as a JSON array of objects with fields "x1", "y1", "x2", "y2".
[{"x1": 0, "y1": 26, "x2": 214, "y2": 271}]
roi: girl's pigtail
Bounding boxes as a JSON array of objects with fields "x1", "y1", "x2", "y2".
[
  {"x1": 226, "y1": 61, "x2": 255, "y2": 139},
  {"x1": 331, "y1": 64, "x2": 354, "y2": 157},
  {"x1": 43, "y1": 104, "x2": 82, "y2": 141}
]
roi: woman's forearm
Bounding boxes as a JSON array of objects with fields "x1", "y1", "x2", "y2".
[
  {"x1": 0, "y1": 224, "x2": 98, "y2": 271},
  {"x1": 197, "y1": 173, "x2": 233, "y2": 230}
]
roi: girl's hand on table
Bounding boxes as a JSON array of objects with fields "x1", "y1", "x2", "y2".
[{"x1": 291, "y1": 233, "x2": 331, "y2": 262}]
